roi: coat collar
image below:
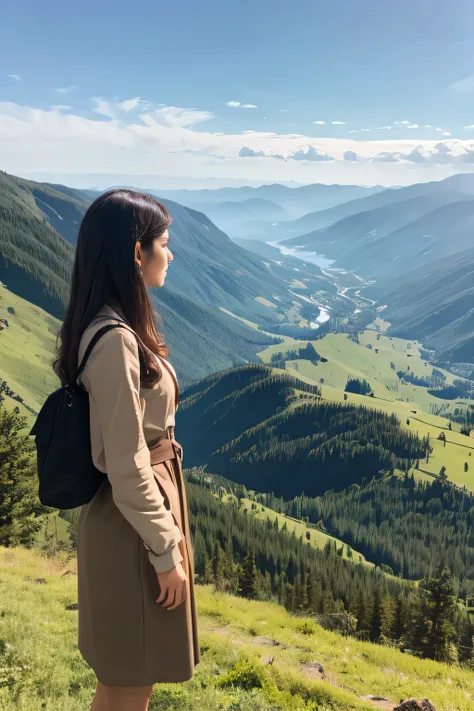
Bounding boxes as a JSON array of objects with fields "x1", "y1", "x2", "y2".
[{"x1": 98, "y1": 301, "x2": 128, "y2": 322}]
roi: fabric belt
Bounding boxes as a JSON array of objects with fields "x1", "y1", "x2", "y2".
[{"x1": 148, "y1": 425, "x2": 183, "y2": 465}]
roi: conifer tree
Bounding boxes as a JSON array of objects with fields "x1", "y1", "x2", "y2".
[
  {"x1": 422, "y1": 565, "x2": 458, "y2": 662},
  {"x1": 0, "y1": 405, "x2": 47, "y2": 546},
  {"x1": 379, "y1": 595, "x2": 397, "y2": 640},
  {"x1": 238, "y1": 547, "x2": 258, "y2": 599},
  {"x1": 407, "y1": 565, "x2": 457, "y2": 662},
  {"x1": 212, "y1": 540, "x2": 226, "y2": 592},
  {"x1": 285, "y1": 583, "x2": 295, "y2": 612}
]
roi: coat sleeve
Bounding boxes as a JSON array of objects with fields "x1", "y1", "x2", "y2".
[{"x1": 81, "y1": 327, "x2": 184, "y2": 574}]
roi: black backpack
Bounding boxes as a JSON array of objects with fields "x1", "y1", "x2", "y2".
[{"x1": 30, "y1": 320, "x2": 138, "y2": 510}]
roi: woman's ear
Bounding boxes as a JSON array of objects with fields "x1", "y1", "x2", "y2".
[{"x1": 134, "y1": 240, "x2": 142, "y2": 269}]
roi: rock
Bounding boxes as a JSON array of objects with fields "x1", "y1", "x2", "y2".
[
  {"x1": 394, "y1": 700, "x2": 437, "y2": 711},
  {"x1": 252, "y1": 635, "x2": 279, "y2": 646},
  {"x1": 300, "y1": 661, "x2": 325, "y2": 680}
]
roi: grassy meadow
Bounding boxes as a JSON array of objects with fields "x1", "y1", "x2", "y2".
[
  {"x1": 1, "y1": 545, "x2": 473, "y2": 711},
  {"x1": 0, "y1": 284, "x2": 60, "y2": 431},
  {"x1": 253, "y1": 323, "x2": 474, "y2": 494}
]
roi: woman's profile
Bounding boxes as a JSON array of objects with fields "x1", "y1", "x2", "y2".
[{"x1": 55, "y1": 189, "x2": 200, "y2": 711}]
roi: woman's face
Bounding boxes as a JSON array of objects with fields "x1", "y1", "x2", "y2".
[{"x1": 140, "y1": 229, "x2": 173, "y2": 288}]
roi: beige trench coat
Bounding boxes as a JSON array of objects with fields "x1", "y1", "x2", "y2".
[{"x1": 76, "y1": 303, "x2": 200, "y2": 685}]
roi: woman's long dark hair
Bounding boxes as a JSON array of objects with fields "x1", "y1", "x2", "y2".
[{"x1": 54, "y1": 189, "x2": 172, "y2": 388}]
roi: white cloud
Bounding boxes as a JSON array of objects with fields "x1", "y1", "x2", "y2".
[
  {"x1": 424, "y1": 125, "x2": 432, "y2": 128},
  {"x1": 92, "y1": 97, "x2": 116, "y2": 119},
  {"x1": 377, "y1": 123, "x2": 421, "y2": 130},
  {"x1": 226, "y1": 101, "x2": 258, "y2": 109},
  {"x1": 436, "y1": 128, "x2": 443, "y2": 132},
  {"x1": 7, "y1": 74, "x2": 21, "y2": 81},
  {"x1": 464, "y1": 125, "x2": 474, "y2": 129},
  {"x1": 280, "y1": 109, "x2": 288, "y2": 112},
  {"x1": 360, "y1": 128, "x2": 371, "y2": 132},
  {"x1": 348, "y1": 129, "x2": 359, "y2": 133},
  {"x1": 443, "y1": 132, "x2": 452, "y2": 136},
  {"x1": 291, "y1": 145, "x2": 333, "y2": 161},
  {"x1": 141, "y1": 105, "x2": 213, "y2": 128},
  {"x1": 55, "y1": 85, "x2": 77, "y2": 94},
  {"x1": 118, "y1": 97, "x2": 141, "y2": 111},
  {"x1": 240, "y1": 146, "x2": 284, "y2": 159},
  {"x1": 332, "y1": 121, "x2": 345, "y2": 125},
  {"x1": 313, "y1": 120, "x2": 325, "y2": 124},
  {"x1": 3, "y1": 98, "x2": 474, "y2": 186},
  {"x1": 51, "y1": 105, "x2": 72, "y2": 111},
  {"x1": 92, "y1": 96, "x2": 160, "y2": 122},
  {"x1": 450, "y1": 74, "x2": 474, "y2": 93}
]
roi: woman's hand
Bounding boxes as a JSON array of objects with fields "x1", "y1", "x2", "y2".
[{"x1": 156, "y1": 562, "x2": 188, "y2": 610}]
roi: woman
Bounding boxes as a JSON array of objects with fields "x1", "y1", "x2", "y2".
[{"x1": 55, "y1": 189, "x2": 200, "y2": 711}]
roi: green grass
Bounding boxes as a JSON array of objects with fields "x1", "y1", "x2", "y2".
[
  {"x1": 1, "y1": 545, "x2": 474, "y2": 710},
  {"x1": 254, "y1": 326, "x2": 474, "y2": 493},
  {"x1": 0, "y1": 284, "x2": 60, "y2": 430},
  {"x1": 259, "y1": 330, "x2": 465, "y2": 415}
]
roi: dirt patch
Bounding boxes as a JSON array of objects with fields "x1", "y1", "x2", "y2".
[
  {"x1": 251, "y1": 635, "x2": 280, "y2": 646},
  {"x1": 300, "y1": 661, "x2": 326, "y2": 681},
  {"x1": 210, "y1": 626, "x2": 244, "y2": 646},
  {"x1": 359, "y1": 694, "x2": 397, "y2": 710},
  {"x1": 299, "y1": 662, "x2": 395, "y2": 708}
]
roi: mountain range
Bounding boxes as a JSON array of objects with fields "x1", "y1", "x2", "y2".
[
  {"x1": 154, "y1": 181, "x2": 383, "y2": 220},
  {"x1": 277, "y1": 172, "x2": 474, "y2": 239},
  {"x1": 380, "y1": 247, "x2": 474, "y2": 363},
  {"x1": 3, "y1": 167, "x2": 474, "y2": 373},
  {"x1": 0, "y1": 170, "x2": 337, "y2": 385}
]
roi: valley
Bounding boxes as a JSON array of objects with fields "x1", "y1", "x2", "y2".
[
  {"x1": 5, "y1": 8, "x2": 474, "y2": 707},
  {"x1": 2, "y1": 170, "x2": 474, "y2": 703}
]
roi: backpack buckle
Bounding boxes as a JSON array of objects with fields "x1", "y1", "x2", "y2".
[{"x1": 65, "y1": 384, "x2": 74, "y2": 407}]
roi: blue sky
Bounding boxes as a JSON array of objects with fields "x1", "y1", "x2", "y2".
[{"x1": 2, "y1": 0, "x2": 474, "y2": 187}]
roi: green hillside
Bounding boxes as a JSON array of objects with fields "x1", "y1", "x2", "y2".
[
  {"x1": 189, "y1": 465, "x2": 375, "y2": 568},
  {"x1": 0, "y1": 171, "x2": 76, "y2": 318},
  {"x1": 189, "y1": 454, "x2": 474, "y2": 590},
  {"x1": 0, "y1": 283, "x2": 60, "y2": 428},
  {"x1": 236, "y1": 496, "x2": 373, "y2": 567},
  {"x1": 1, "y1": 170, "x2": 326, "y2": 386},
  {"x1": 250, "y1": 322, "x2": 474, "y2": 493},
  {"x1": 1, "y1": 545, "x2": 473, "y2": 711}
]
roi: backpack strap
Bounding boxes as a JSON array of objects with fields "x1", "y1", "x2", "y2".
[{"x1": 74, "y1": 322, "x2": 136, "y2": 387}]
